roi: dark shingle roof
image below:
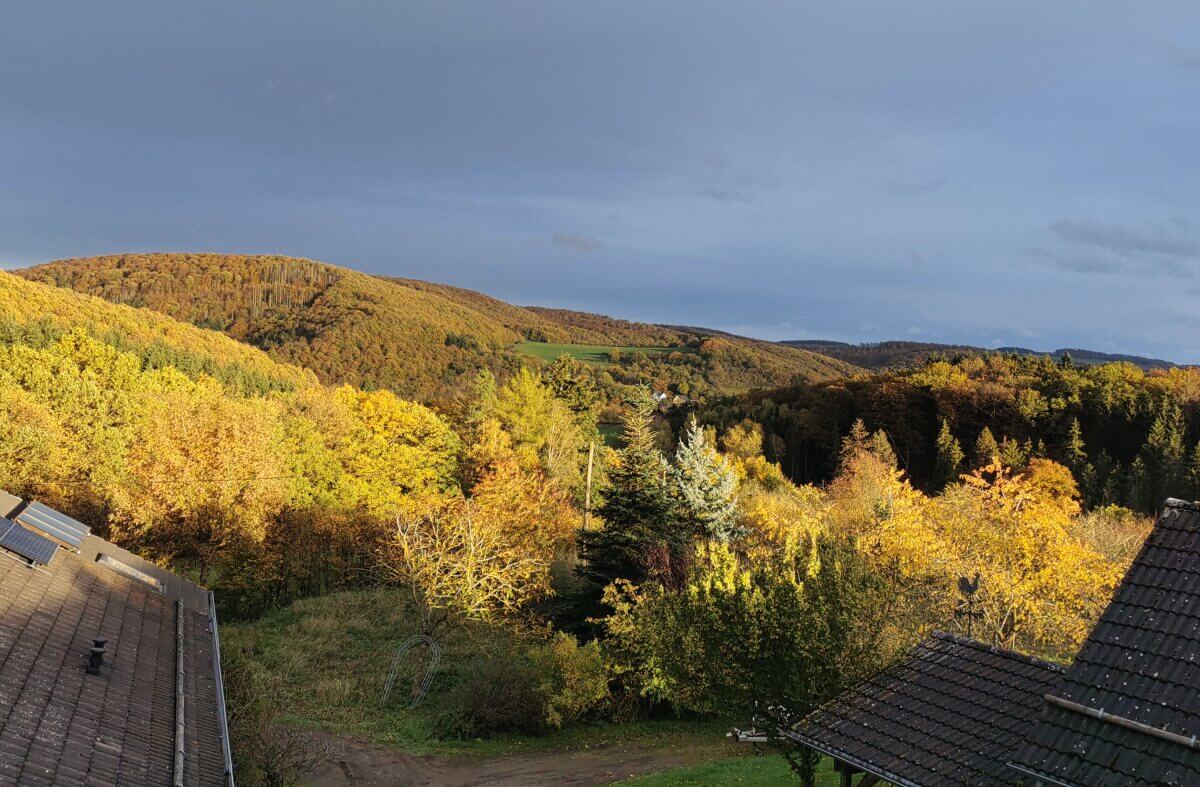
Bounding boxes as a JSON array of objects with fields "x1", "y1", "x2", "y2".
[
  {"x1": 786, "y1": 631, "x2": 1063, "y2": 786},
  {"x1": 1009, "y1": 499, "x2": 1200, "y2": 786},
  {"x1": 0, "y1": 529, "x2": 231, "y2": 786}
]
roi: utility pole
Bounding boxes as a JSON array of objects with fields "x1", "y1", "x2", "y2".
[{"x1": 583, "y1": 441, "x2": 595, "y2": 530}]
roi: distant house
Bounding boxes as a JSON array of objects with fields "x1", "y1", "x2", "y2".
[
  {"x1": 777, "y1": 498, "x2": 1200, "y2": 786},
  {"x1": 0, "y1": 492, "x2": 235, "y2": 786}
]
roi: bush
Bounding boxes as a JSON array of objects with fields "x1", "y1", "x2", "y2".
[
  {"x1": 435, "y1": 654, "x2": 547, "y2": 738},
  {"x1": 532, "y1": 633, "x2": 610, "y2": 728}
]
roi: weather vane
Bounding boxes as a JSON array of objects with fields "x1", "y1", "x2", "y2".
[{"x1": 954, "y1": 572, "x2": 983, "y2": 638}]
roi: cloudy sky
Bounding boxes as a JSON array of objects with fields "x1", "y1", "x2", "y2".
[{"x1": 4, "y1": 2, "x2": 1200, "y2": 361}]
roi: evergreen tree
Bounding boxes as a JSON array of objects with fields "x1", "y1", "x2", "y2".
[
  {"x1": 577, "y1": 393, "x2": 675, "y2": 590},
  {"x1": 1142, "y1": 401, "x2": 1186, "y2": 509},
  {"x1": 838, "y1": 419, "x2": 870, "y2": 470},
  {"x1": 1062, "y1": 418, "x2": 1088, "y2": 476},
  {"x1": 1102, "y1": 459, "x2": 1125, "y2": 508},
  {"x1": 1188, "y1": 442, "x2": 1200, "y2": 500},
  {"x1": 1126, "y1": 456, "x2": 1148, "y2": 512},
  {"x1": 933, "y1": 419, "x2": 964, "y2": 490},
  {"x1": 973, "y1": 427, "x2": 999, "y2": 468},
  {"x1": 543, "y1": 354, "x2": 601, "y2": 424},
  {"x1": 672, "y1": 417, "x2": 739, "y2": 541},
  {"x1": 867, "y1": 429, "x2": 897, "y2": 468},
  {"x1": 998, "y1": 436, "x2": 1028, "y2": 470},
  {"x1": 840, "y1": 419, "x2": 896, "y2": 470}
]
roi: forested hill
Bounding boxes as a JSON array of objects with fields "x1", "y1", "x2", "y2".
[
  {"x1": 18, "y1": 254, "x2": 856, "y2": 401},
  {"x1": 0, "y1": 270, "x2": 317, "y2": 394},
  {"x1": 784, "y1": 339, "x2": 1177, "y2": 372}
]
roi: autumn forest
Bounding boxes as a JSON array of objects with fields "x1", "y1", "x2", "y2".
[{"x1": 1, "y1": 254, "x2": 1190, "y2": 784}]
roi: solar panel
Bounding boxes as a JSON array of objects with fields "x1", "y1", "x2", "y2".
[
  {"x1": 16, "y1": 501, "x2": 89, "y2": 549},
  {"x1": 0, "y1": 519, "x2": 57, "y2": 565}
]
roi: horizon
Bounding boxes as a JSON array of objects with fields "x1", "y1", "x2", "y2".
[{"x1": 5, "y1": 2, "x2": 1200, "y2": 361}]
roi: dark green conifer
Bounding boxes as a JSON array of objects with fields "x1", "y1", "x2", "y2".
[{"x1": 933, "y1": 419, "x2": 964, "y2": 490}]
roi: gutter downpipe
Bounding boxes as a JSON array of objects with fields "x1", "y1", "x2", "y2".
[{"x1": 209, "y1": 591, "x2": 237, "y2": 786}]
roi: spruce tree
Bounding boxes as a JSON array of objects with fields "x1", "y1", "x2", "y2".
[
  {"x1": 1142, "y1": 401, "x2": 1186, "y2": 508},
  {"x1": 1062, "y1": 418, "x2": 1088, "y2": 476},
  {"x1": 973, "y1": 427, "x2": 999, "y2": 468},
  {"x1": 867, "y1": 429, "x2": 898, "y2": 468},
  {"x1": 1126, "y1": 456, "x2": 1148, "y2": 512},
  {"x1": 577, "y1": 393, "x2": 675, "y2": 590},
  {"x1": 999, "y1": 436, "x2": 1027, "y2": 470},
  {"x1": 1188, "y1": 441, "x2": 1200, "y2": 500},
  {"x1": 838, "y1": 419, "x2": 871, "y2": 470},
  {"x1": 933, "y1": 419, "x2": 964, "y2": 490},
  {"x1": 672, "y1": 417, "x2": 739, "y2": 541}
]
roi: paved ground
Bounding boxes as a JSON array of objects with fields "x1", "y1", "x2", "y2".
[{"x1": 305, "y1": 734, "x2": 729, "y2": 786}]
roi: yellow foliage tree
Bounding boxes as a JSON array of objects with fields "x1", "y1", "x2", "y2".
[
  {"x1": 111, "y1": 372, "x2": 290, "y2": 578},
  {"x1": 932, "y1": 460, "x2": 1121, "y2": 657},
  {"x1": 390, "y1": 499, "x2": 549, "y2": 637}
]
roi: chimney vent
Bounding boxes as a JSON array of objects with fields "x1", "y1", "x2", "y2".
[{"x1": 87, "y1": 638, "x2": 108, "y2": 675}]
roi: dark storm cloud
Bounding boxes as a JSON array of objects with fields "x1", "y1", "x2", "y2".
[{"x1": 4, "y1": 1, "x2": 1200, "y2": 362}]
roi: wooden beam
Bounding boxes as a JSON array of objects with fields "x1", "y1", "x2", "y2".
[{"x1": 857, "y1": 775, "x2": 880, "y2": 787}]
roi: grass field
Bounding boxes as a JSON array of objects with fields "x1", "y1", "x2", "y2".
[
  {"x1": 514, "y1": 340, "x2": 685, "y2": 365},
  {"x1": 221, "y1": 588, "x2": 728, "y2": 758},
  {"x1": 619, "y1": 754, "x2": 840, "y2": 785}
]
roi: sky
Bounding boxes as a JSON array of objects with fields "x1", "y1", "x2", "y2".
[{"x1": 4, "y1": 2, "x2": 1200, "y2": 362}]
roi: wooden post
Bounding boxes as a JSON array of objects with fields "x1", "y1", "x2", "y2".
[{"x1": 583, "y1": 441, "x2": 595, "y2": 530}]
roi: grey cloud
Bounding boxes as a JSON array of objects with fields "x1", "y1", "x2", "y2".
[
  {"x1": 697, "y1": 188, "x2": 756, "y2": 204},
  {"x1": 5, "y1": 2, "x2": 1200, "y2": 362},
  {"x1": 553, "y1": 233, "x2": 604, "y2": 252},
  {"x1": 884, "y1": 177, "x2": 947, "y2": 196},
  {"x1": 1050, "y1": 218, "x2": 1198, "y2": 259},
  {"x1": 1169, "y1": 47, "x2": 1200, "y2": 75}
]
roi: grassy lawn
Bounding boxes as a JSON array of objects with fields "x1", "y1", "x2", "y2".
[
  {"x1": 619, "y1": 754, "x2": 840, "y2": 785},
  {"x1": 221, "y1": 588, "x2": 728, "y2": 759},
  {"x1": 514, "y1": 341, "x2": 684, "y2": 365}
]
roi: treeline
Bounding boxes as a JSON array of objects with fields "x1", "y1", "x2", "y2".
[{"x1": 700, "y1": 353, "x2": 1200, "y2": 513}]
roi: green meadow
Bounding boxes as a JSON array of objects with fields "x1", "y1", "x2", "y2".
[{"x1": 515, "y1": 340, "x2": 684, "y2": 365}]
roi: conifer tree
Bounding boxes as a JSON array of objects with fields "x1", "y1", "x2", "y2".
[
  {"x1": 933, "y1": 419, "x2": 964, "y2": 491},
  {"x1": 840, "y1": 419, "x2": 896, "y2": 470},
  {"x1": 577, "y1": 393, "x2": 675, "y2": 590},
  {"x1": 1188, "y1": 442, "x2": 1200, "y2": 501},
  {"x1": 1062, "y1": 418, "x2": 1088, "y2": 476},
  {"x1": 1126, "y1": 455, "x2": 1148, "y2": 512},
  {"x1": 999, "y1": 436, "x2": 1028, "y2": 471},
  {"x1": 1142, "y1": 401, "x2": 1186, "y2": 509},
  {"x1": 672, "y1": 417, "x2": 739, "y2": 541},
  {"x1": 973, "y1": 427, "x2": 999, "y2": 468},
  {"x1": 867, "y1": 429, "x2": 897, "y2": 468},
  {"x1": 838, "y1": 419, "x2": 870, "y2": 470}
]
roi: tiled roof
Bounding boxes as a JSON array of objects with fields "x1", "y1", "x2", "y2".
[
  {"x1": 0, "y1": 529, "x2": 232, "y2": 786},
  {"x1": 786, "y1": 631, "x2": 1063, "y2": 786},
  {"x1": 1009, "y1": 499, "x2": 1200, "y2": 786}
]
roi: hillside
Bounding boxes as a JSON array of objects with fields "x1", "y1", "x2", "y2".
[
  {"x1": 0, "y1": 270, "x2": 317, "y2": 394},
  {"x1": 784, "y1": 339, "x2": 1177, "y2": 372},
  {"x1": 19, "y1": 254, "x2": 856, "y2": 400}
]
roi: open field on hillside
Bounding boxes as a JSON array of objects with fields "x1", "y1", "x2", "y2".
[{"x1": 515, "y1": 340, "x2": 686, "y2": 365}]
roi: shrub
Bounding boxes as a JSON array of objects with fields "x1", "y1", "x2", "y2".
[
  {"x1": 434, "y1": 654, "x2": 547, "y2": 738},
  {"x1": 532, "y1": 633, "x2": 609, "y2": 728}
]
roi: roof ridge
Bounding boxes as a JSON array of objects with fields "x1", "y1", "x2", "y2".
[
  {"x1": 930, "y1": 630, "x2": 1067, "y2": 673},
  {"x1": 1164, "y1": 497, "x2": 1200, "y2": 512}
]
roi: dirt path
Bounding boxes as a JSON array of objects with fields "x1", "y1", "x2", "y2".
[{"x1": 305, "y1": 734, "x2": 733, "y2": 786}]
